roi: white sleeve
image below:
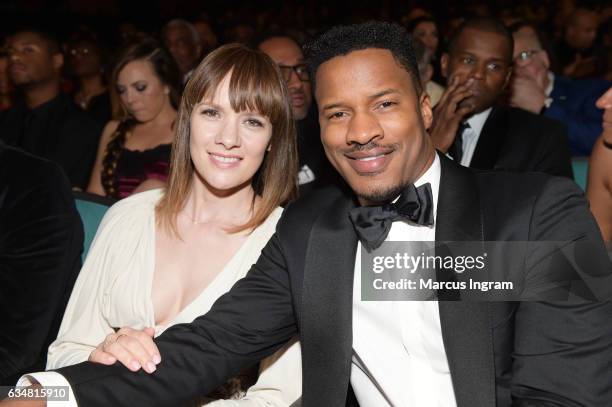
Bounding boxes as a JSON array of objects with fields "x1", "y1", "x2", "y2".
[
  {"x1": 17, "y1": 372, "x2": 78, "y2": 407},
  {"x1": 46, "y1": 204, "x2": 126, "y2": 369},
  {"x1": 206, "y1": 337, "x2": 302, "y2": 407}
]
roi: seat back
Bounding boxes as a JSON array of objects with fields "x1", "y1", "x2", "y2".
[
  {"x1": 571, "y1": 157, "x2": 589, "y2": 191},
  {"x1": 73, "y1": 192, "x2": 115, "y2": 260}
]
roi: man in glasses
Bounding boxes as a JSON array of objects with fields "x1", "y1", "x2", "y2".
[
  {"x1": 429, "y1": 17, "x2": 572, "y2": 178},
  {"x1": 258, "y1": 33, "x2": 340, "y2": 194},
  {"x1": 509, "y1": 21, "x2": 610, "y2": 156}
]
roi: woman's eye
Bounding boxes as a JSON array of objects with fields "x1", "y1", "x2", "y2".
[
  {"x1": 246, "y1": 118, "x2": 264, "y2": 127},
  {"x1": 135, "y1": 84, "x2": 147, "y2": 92},
  {"x1": 116, "y1": 87, "x2": 125, "y2": 95},
  {"x1": 201, "y1": 108, "x2": 219, "y2": 117}
]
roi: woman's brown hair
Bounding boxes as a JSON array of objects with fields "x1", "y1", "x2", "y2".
[
  {"x1": 156, "y1": 43, "x2": 299, "y2": 235},
  {"x1": 102, "y1": 37, "x2": 181, "y2": 197}
]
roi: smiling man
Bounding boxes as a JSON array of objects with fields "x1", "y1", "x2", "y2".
[
  {"x1": 429, "y1": 17, "x2": 573, "y2": 178},
  {"x1": 5, "y1": 22, "x2": 612, "y2": 407}
]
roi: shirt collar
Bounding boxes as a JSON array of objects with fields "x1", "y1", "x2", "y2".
[
  {"x1": 465, "y1": 107, "x2": 493, "y2": 138},
  {"x1": 545, "y1": 72, "x2": 555, "y2": 97}
]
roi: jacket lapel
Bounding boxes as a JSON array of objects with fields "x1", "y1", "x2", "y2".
[
  {"x1": 469, "y1": 106, "x2": 505, "y2": 170},
  {"x1": 436, "y1": 155, "x2": 496, "y2": 407},
  {"x1": 300, "y1": 191, "x2": 358, "y2": 406}
]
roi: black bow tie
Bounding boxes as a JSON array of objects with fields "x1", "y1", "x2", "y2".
[{"x1": 348, "y1": 183, "x2": 434, "y2": 252}]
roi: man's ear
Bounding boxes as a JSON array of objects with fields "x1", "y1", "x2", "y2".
[
  {"x1": 420, "y1": 92, "x2": 433, "y2": 130},
  {"x1": 52, "y1": 53, "x2": 64, "y2": 71},
  {"x1": 440, "y1": 53, "x2": 449, "y2": 80}
]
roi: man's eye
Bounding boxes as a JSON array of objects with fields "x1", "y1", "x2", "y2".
[
  {"x1": 379, "y1": 101, "x2": 396, "y2": 109},
  {"x1": 328, "y1": 111, "x2": 346, "y2": 120},
  {"x1": 461, "y1": 57, "x2": 474, "y2": 64},
  {"x1": 487, "y1": 63, "x2": 501, "y2": 71},
  {"x1": 23, "y1": 46, "x2": 35, "y2": 54}
]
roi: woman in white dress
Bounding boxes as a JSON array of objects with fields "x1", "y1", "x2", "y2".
[{"x1": 46, "y1": 43, "x2": 302, "y2": 406}]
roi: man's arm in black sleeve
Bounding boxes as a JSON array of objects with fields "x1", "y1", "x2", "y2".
[
  {"x1": 57, "y1": 231, "x2": 298, "y2": 407},
  {"x1": 0, "y1": 149, "x2": 83, "y2": 384}
]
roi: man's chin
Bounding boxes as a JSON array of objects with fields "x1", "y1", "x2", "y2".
[{"x1": 353, "y1": 183, "x2": 405, "y2": 205}]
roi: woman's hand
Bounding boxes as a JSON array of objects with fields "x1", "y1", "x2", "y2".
[{"x1": 89, "y1": 327, "x2": 161, "y2": 374}]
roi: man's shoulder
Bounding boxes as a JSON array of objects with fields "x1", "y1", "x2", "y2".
[
  {"x1": 278, "y1": 186, "x2": 351, "y2": 231},
  {"x1": 0, "y1": 142, "x2": 68, "y2": 187},
  {"x1": 494, "y1": 106, "x2": 567, "y2": 143}
]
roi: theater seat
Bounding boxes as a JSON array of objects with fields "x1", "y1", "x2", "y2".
[
  {"x1": 73, "y1": 192, "x2": 115, "y2": 260},
  {"x1": 571, "y1": 157, "x2": 589, "y2": 191}
]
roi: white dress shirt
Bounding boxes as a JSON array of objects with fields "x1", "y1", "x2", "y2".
[
  {"x1": 458, "y1": 107, "x2": 492, "y2": 167},
  {"x1": 350, "y1": 154, "x2": 457, "y2": 406}
]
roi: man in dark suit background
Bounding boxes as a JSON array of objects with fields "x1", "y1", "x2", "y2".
[
  {"x1": 0, "y1": 141, "x2": 83, "y2": 386},
  {"x1": 0, "y1": 29, "x2": 101, "y2": 190},
  {"x1": 429, "y1": 17, "x2": 573, "y2": 178},
  {"x1": 4, "y1": 22, "x2": 611, "y2": 407}
]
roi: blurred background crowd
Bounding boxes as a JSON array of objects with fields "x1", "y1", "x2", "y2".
[{"x1": 0, "y1": 1, "x2": 610, "y2": 195}]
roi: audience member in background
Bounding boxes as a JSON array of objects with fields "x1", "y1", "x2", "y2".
[
  {"x1": 87, "y1": 38, "x2": 180, "y2": 199},
  {"x1": 258, "y1": 33, "x2": 339, "y2": 195},
  {"x1": 66, "y1": 30, "x2": 111, "y2": 127},
  {"x1": 46, "y1": 44, "x2": 301, "y2": 405},
  {"x1": 407, "y1": 16, "x2": 439, "y2": 58},
  {"x1": 413, "y1": 38, "x2": 444, "y2": 107},
  {"x1": 554, "y1": 6, "x2": 606, "y2": 79},
  {"x1": 162, "y1": 19, "x2": 202, "y2": 85},
  {"x1": 509, "y1": 21, "x2": 610, "y2": 156},
  {"x1": 0, "y1": 52, "x2": 14, "y2": 111},
  {"x1": 0, "y1": 140, "x2": 83, "y2": 385},
  {"x1": 587, "y1": 86, "x2": 612, "y2": 243},
  {"x1": 225, "y1": 22, "x2": 255, "y2": 45},
  {"x1": 0, "y1": 29, "x2": 101, "y2": 189},
  {"x1": 193, "y1": 16, "x2": 219, "y2": 56},
  {"x1": 430, "y1": 17, "x2": 573, "y2": 178},
  {"x1": 407, "y1": 16, "x2": 443, "y2": 84}
]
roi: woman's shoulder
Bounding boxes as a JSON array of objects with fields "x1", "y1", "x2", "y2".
[
  {"x1": 102, "y1": 189, "x2": 163, "y2": 223},
  {"x1": 251, "y1": 206, "x2": 284, "y2": 237}
]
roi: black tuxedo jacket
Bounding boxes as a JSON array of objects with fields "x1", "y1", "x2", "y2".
[
  {"x1": 469, "y1": 106, "x2": 573, "y2": 179},
  {"x1": 58, "y1": 155, "x2": 612, "y2": 406},
  {"x1": 0, "y1": 142, "x2": 83, "y2": 385}
]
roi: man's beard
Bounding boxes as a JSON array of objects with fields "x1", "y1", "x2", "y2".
[{"x1": 356, "y1": 182, "x2": 407, "y2": 205}]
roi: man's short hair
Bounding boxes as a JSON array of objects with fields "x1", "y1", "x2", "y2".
[
  {"x1": 305, "y1": 21, "x2": 422, "y2": 95},
  {"x1": 11, "y1": 27, "x2": 61, "y2": 55},
  {"x1": 447, "y1": 17, "x2": 513, "y2": 62},
  {"x1": 252, "y1": 30, "x2": 303, "y2": 51},
  {"x1": 163, "y1": 19, "x2": 200, "y2": 45}
]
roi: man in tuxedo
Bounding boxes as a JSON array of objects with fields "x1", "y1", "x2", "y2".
[
  {"x1": 429, "y1": 17, "x2": 573, "y2": 178},
  {"x1": 0, "y1": 141, "x2": 83, "y2": 386},
  {"x1": 5, "y1": 22, "x2": 612, "y2": 407}
]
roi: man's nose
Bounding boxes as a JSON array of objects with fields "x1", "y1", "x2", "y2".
[{"x1": 346, "y1": 110, "x2": 384, "y2": 145}]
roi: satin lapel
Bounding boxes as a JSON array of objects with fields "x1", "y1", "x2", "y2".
[
  {"x1": 436, "y1": 154, "x2": 496, "y2": 407},
  {"x1": 300, "y1": 192, "x2": 358, "y2": 407},
  {"x1": 469, "y1": 106, "x2": 505, "y2": 170}
]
